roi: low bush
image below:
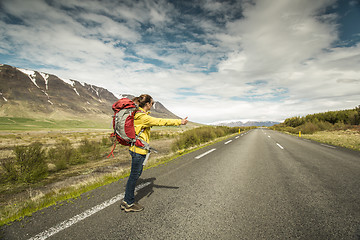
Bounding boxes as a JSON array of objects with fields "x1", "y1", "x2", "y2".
[
  {"x1": 101, "y1": 136, "x2": 113, "y2": 147},
  {"x1": 47, "y1": 138, "x2": 102, "y2": 168},
  {"x1": 47, "y1": 139, "x2": 73, "y2": 171},
  {"x1": 77, "y1": 138, "x2": 100, "y2": 161},
  {"x1": 1, "y1": 158, "x2": 18, "y2": 182},
  {"x1": 171, "y1": 126, "x2": 239, "y2": 151},
  {"x1": 2, "y1": 137, "x2": 107, "y2": 183},
  {"x1": 16, "y1": 142, "x2": 48, "y2": 183},
  {"x1": 2, "y1": 142, "x2": 48, "y2": 183},
  {"x1": 272, "y1": 118, "x2": 355, "y2": 135},
  {"x1": 150, "y1": 131, "x2": 172, "y2": 140},
  {"x1": 299, "y1": 122, "x2": 319, "y2": 134}
]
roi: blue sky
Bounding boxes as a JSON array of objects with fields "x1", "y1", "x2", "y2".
[{"x1": 1, "y1": 0, "x2": 359, "y2": 124}]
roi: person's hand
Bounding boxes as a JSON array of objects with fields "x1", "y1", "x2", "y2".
[{"x1": 181, "y1": 117, "x2": 188, "y2": 125}]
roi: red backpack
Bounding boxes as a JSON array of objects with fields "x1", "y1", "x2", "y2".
[{"x1": 107, "y1": 98, "x2": 149, "y2": 157}]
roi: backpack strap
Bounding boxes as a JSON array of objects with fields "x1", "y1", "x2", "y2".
[
  {"x1": 107, "y1": 139, "x2": 117, "y2": 158},
  {"x1": 132, "y1": 109, "x2": 149, "y2": 150},
  {"x1": 132, "y1": 128, "x2": 150, "y2": 151},
  {"x1": 107, "y1": 133, "x2": 117, "y2": 158}
]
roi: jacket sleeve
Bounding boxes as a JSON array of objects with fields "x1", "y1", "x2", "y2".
[{"x1": 138, "y1": 113, "x2": 182, "y2": 127}]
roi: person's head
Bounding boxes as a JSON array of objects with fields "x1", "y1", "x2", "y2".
[{"x1": 133, "y1": 94, "x2": 153, "y2": 111}]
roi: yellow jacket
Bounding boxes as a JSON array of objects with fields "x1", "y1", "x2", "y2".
[{"x1": 129, "y1": 107, "x2": 182, "y2": 155}]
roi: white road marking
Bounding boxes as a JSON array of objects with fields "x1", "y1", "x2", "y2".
[
  {"x1": 28, "y1": 182, "x2": 151, "y2": 240},
  {"x1": 268, "y1": 136, "x2": 271, "y2": 138},
  {"x1": 224, "y1": 140, "x2": 232, "y2": 145},
  {"x1": 276, "y1": 143, "x2": 284, "y2": 149},
  {"x1": 195, "y1": 148, "x2": 216, "y2": 159},
  {"x1": 321, "y1": 143, "x2": 336, "y2": 149},
  {"x1": 235, "y1": 136, "x2": 239, "y2": 139}
]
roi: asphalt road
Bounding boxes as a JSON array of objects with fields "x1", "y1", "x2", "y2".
[{"x1": 1, "y1": 128, "x2": 360, "y2": 239}]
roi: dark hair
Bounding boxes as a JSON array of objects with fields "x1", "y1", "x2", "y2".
[{"x1": 133, "y1": 94, "x2": 153, "y2": 108}]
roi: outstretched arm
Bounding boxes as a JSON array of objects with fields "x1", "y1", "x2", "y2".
[{"x1": 181, "y1": 117, "x2": 188, "y2": 125}]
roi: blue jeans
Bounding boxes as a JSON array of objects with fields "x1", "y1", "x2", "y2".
[{"x1": 124, "y1": 151, "x2": 146, "y2": 205}]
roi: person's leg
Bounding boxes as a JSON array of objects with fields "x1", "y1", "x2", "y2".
[{"x1": 124, "y1": 151, "x2": 146, "y2": 205}]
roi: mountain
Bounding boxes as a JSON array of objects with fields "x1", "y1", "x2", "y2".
[
  {"x1": 213, "y1": 120, "x2": 280, "y2": 127},
  {"x1": 0, "y1": 64, "x2": 179, "y2": 120}
]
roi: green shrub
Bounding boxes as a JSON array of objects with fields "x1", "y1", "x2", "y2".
[
  {"x1": 284, "y1": 116, "x2": 305, "y2": 128},
  {"x1": 172, "y1": 126, "x2": 239, "y2": 151},
  {"x1": 13, "y1": 142, "x2": 48, "y2": 183},
  {"x1": 315, "y1": 120, "x2": 333, "y2": 131},
  {"x1": 78, "y1": 139, "x2": 93, "y2": 154},
  {"x1": 281, "y1": 106, "x2": 360, "y2": 129},
  {"x1": 47, "y1": 138, "x2": 102, "y2": 168},
  {"x1": 47, "y1": 139, "x2": 73, "y2": 171},
  {"x1": 101, "y1": 136, "x2": 113, "y2": 146},
  {"x1": 69, "y1": 149, "x2": 87, "y2": 165},
  {"x1": 299, "y1": 122, "x2": 318, "y2": 134},
  {"x1": 1, "y1": 158, "x2": 18, "y2": 181},
  {"x1": 76, "y1": 138, "x2": 100, "y2": 162}
]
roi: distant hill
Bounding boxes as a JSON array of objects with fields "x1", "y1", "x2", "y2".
[
  {"x1": 212, "y1": 120, "x2": 280, "y2": 127},
  {"x1": 0, "y1": 64, "x2": 179, "y2": 121}
]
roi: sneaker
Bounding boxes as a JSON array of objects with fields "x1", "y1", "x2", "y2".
[
  {"x1": 120, "y1": 200, "x2": 129, "y2": 210},
  {"x1": 121, "y1": 201, "x2": 144, "y2": 212}
]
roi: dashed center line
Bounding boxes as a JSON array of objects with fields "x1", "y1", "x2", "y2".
[
  {"x1": 276, "y1": 143, "x2": 284, "y2": 149},
  {"x1": 195, "y1": 148, "x2": 216, "y2": 159}
]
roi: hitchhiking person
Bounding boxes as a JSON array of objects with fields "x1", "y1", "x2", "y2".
[{"x1": 121, "y1": 94, "x2": 188, "y2": 212}]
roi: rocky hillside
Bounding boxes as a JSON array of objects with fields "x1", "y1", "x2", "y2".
[{"x1": 0, "y1": 64, "x2": 179, "y2": 120}]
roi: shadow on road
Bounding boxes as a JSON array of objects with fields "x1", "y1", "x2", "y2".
[{"x1": 135, "y1": 178, "x2": 179, "y2": 202}]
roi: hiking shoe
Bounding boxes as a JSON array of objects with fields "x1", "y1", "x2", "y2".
[
  {"x1": 121, "y1": 201, "x2": 144, "y2": 212},
  {"x1": 120, "y1": 200, "x2": 129, "y2": 210}
]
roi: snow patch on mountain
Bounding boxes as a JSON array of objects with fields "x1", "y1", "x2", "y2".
[
  {"x1": 1, "y1": 92, "x2": 7, "y2": 102},
  {"x1": 58, "y1": 77, "x2": 82, "y2": 97},
  {"x1": 73, "y1": 88, "x2": 80, "y2": 96},
  {"x1": 18, "y1": 68, "x2": 40, "y2": 88},
  {"x1": 17, "y1": 68, "x2": 56, "y2": 104},
  {"x1": 91, "y1": 85, "x2": 99, "y2": 97},
  {"x1": 59, "y1": 77, "x2": 74, "y2": 87},
  {"x1": 39, "y1": 72, "x2": 49, "y2": 90}
]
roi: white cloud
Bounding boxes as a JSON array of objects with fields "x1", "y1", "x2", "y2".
[
  {"x1": 222, "y1": 0, "x2": 338, "y2": 74},
  {"x1": 78, "y1": 13, "x2": 141, "y2": 43}
]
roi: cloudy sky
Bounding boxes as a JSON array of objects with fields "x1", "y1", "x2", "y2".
[{"x1": 1, "y1": 0, "x2": 359, "y2": 124}]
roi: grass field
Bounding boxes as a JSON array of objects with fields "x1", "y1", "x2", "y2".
[
  {"x1": 301, "y1": 129, "x2": 360, "y2": 152},
  {"x1": 0, "y1": 117, "x2": 110, "y2": 131}
]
